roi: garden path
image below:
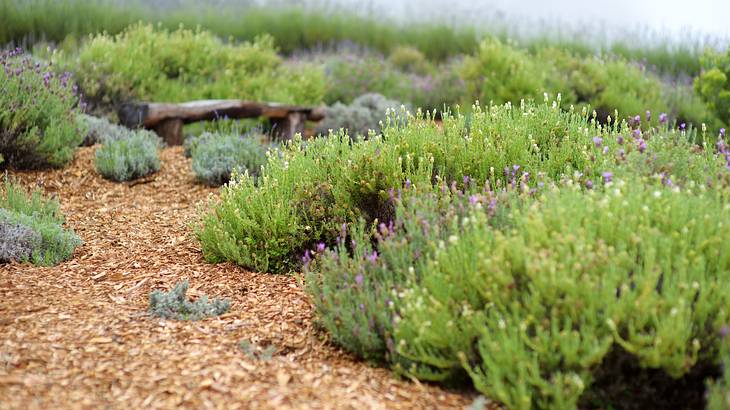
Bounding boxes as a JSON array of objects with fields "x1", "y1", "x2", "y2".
[{"x1": 0, "y1": 147, "x2": 487, "y2": 409}]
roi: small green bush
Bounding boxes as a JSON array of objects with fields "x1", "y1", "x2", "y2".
[
  {"x1": 148, "y1": 280, "x2": 230, "y2": 321},
  {"x1": 0, "y1": 48, "x2": 84, "y2": 169},
  {"x1": 77, "y1": 114, "x2": 133, "y2": 146},
  {"x1": 0, "y1": 180, "x2": 81, "y2": 266},
  {"x1": 315, "y1": 93, "x2": 409, "y2": 138},
  {"x1": 94, "y1": 130, "x2": 162, "y2": 182},
  {"x1": 388, "y1": 46, "x2": 430, "y2": 75},
  {"x1": 68, "y1": 23, "x2": 325, "y2": 106},
  {"x1": 696, "y1": 48, "x2": 730, "y2": 127},
  {"x1": 190, "y1": 131, "x2": 268, "y2": 186}
]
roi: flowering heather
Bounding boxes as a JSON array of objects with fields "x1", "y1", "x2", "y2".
[{"x1": 0, "y1": 48, "x2": 84, "y2": 169}]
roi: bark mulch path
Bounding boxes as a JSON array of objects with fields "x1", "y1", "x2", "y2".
[{"x1": 0, "y1": 147, "x2": 490, "y2": 409}]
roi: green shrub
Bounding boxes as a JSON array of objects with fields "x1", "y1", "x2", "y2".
[
  {"x1": 696, "y1": 49, "x2": 730, "y2": 127},
  {"x1": 148, "y1": 280, "x2": 230, "y2": 321},
  {"x1": 461, "y1": 40, "x2": 718, "y2": 128},
  {"x1": 0, "y1": 48, "x2": 84, "y2": 169},
  {"x1": 202, "y1": 99, "x2": 703, "y2": 273},
  {"x1": 315, "y1": 93, "x2": 409, "y2": 138},
  {"x1": 394, "y1": 181, "x2": 730, "y2": 409},
  {"x1": 190, "y1": 131, "x2": 268, "y2": 186},
  {"x1": 388, "y1": 46, "x2": 431, "y2": 75},
  {"x1": 461, "y1": 38, "x2": 545, "y2": 106},
  {"x1": 68, "y1": 23, "x2": 325, "y2": 106},
  {"x1": 94, "y1": 130, "x2": 161, "y2": 182},
  {"x1": 0, "y1": 180, "x2": 81, "y2": 266},
  {"x1": 76, "y1": 114, "x2": 133, "y2": 146}
]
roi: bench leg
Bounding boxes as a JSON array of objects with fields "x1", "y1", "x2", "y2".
[
  {"x1": 270, "y1": 112, "x2": 306, "y2": 141},
  {"x1": 153, "y1": 118, "x2": 184, "y2": 146}
]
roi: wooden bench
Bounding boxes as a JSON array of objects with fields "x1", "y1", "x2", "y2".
[{"x1": 118, "y1": 100, "x2": 326, "y2": 145}]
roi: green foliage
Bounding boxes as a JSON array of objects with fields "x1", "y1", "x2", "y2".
[
  {"x1": 94, "y1": 130, "x2": 161, "y2": 182},
  {"x1": 388, "y1": 46, "x2": 430, "y2": 75},
  {"x1": 696, "y1": 49, "x2": 730, "y2": 126},
  {"x1": 190, "y1": 131, "x2": 268, "y2": 186},
  {"x1": 148, "y1": 280, "x2": 230, "y2": 321},
  {"x1": 67, "y1": 23, "x2": 325, "y2": 106},
  {"x1": 316, "y1": 93, "x2": 409, "y2": 138},
  {"x1": 461, "y1": 40, "x2": 720, "y2": 128},
  {"x1": 394, "y1": 182, "x2": 730, "y2": 409},
  {"x1": 0, "y1": 49, "x2": 84, "y2": 169},
  {"x1": 0, "y1": 179, "x2": 81, "y2": 266},
  {"x1": 202, "y1": 99, "x2": 718, "y2": 274}
]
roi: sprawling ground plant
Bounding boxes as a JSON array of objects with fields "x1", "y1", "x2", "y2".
[
  {"x1": 67, "y1": 23, "x2": 325, "y2": 107},
  {"x1": 198, "y1": 98, "x2": 723, "y2": 273},
  {"x1": 148, "y1": 280, "x2": 230, "y2": 321},
  {"x1": 190, "y1": 131, "x2": 268, "y2": 186},
  {"x1": 0, "y1": 48, "x2": 85, "y2": 169},
  {"x1": 0, "y1": 180, "x2": 81, "y2": 266},
  {"x1": 94, "y1": 130, "x2": 162, "y2": 182}
]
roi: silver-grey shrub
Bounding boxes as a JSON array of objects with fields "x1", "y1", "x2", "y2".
[
  {"x1": 95, "y1": 130, "x2": 162, "y2": 182},
  {"x1": 190, "y1": 131, "x2": 268, "y2": 186},
  {"x1": 77, "y1": 114, "x2": 134, "y2": 146},
  {"x1": 0, "y1": 215, "x2": 41, "y2": 263},
  {"x1": 148, "y1": 280, "x2": 231, "y2": 321},
  {"x1": 315, "y1": 93, "x2": 409, "y2": 138}
]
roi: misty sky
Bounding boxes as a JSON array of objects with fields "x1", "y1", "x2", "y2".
[{"x1": 320, "y1": 0, "x2": 730, "y2": 44}]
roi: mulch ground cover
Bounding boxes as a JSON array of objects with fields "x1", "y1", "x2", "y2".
[{"x1": 0, "y1": 147, "x2": 491, "y2": 409}]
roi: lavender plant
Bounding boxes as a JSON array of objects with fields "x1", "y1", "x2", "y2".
[
  {"x1": 0, "y1": 48, "x2": 85, "y2": 169},
  {"x1": 0, "y1": 215, "x2": 41, "y2": 263},
  {"x1": 0, "y1": 180, "x2": 81, "y2": 266},
  {"x1": 197, "y1": 99, "x2": 729, "y2": 274},
  {"x1": 94, "y1": 130, "x2": 162, "y2": 182},
  {"x1": 148, "y1": 280, "x2": 230, "y2": 321}
]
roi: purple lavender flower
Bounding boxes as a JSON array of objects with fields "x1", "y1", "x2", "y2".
[
  {"x1": 637, "y1": 139, "x2": 647, "y2": 153},
  {"x1": 602, "y1": 172, "x2": 613, "y2": 184},
  {"x1": 659, "y1": 113, "x2": 668, "y2": 124},
  {"x1": 469, "y1": 194, "x2": 479, "y2": 205},
  {"x1": 302, "y1": 250, "x2": 312, "y2": 266},
  {"x1": 367, "y1": 251, "x2": 378, "y2": 263},
  {"x1": 721, "y1": 128, "x2": 726, "y2": 138},
  {"x1": 316, "y1": 243, "x2": 326, "y2": 253},
  {"x1": 593, "y1": 136, "x2": 603, "y2": 147},
  {"x1": 463, "y1": 175, "x2": 470, "y2": 186},
  {"x1": 680, "y1": 123, "x2": 686, "y2": 131},
  {"x1": 603, "y1": 146, "x2": 609, "y2": 155},
  {"x1": 645, "y1": 110, "x2": 651, "y2": 122},
  {"x1": 634, "y1": 115, "x2": 641, "y2": 124},
  {"x1": 719, "y1": 325, "x2": 730, "y2": 339},
  {"x1": 585, "y1": 180, "x2": 593, "y2": 189},
  {"x1": 405, "y1": 179, "x2": 411, "y2": 189},
  {"x1": 632, "y1": 129, "x2": 641, "y2": 138},
  {"x1": 355, "y1": 274, "x2": 364, "y2": 285},
  {"x1": 617, "y1": 135, "x2": 624, "y2": 145}
]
